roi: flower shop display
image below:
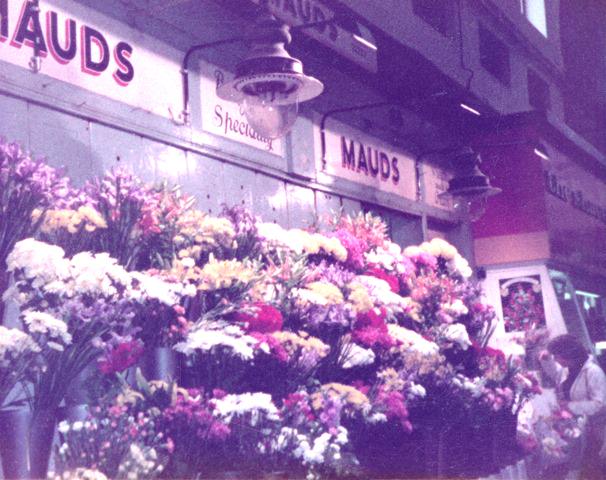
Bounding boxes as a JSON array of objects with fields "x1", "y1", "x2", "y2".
[
  {"x1": 0, "y1": 139, "x2": 74, "y2": 323},
  {"x1": 0, "y1": 139, "x2": 542, "y2": 479}
]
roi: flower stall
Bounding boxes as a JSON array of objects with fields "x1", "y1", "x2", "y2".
[{"x1": 0, "y1": 139, "x2": 541, "y2": 479}]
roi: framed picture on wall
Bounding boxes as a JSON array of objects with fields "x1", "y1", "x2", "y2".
[{"x1": 499, "y1": 274, "x2": 546, "y2": 332}]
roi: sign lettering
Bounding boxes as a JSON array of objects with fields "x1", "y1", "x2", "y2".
[
  {"x1": 0, "y1": 0, "x2": 183, "y2": 118},
  {"x1": 545, "y1": 171, "x2": 606, "y2": 224},
  {"x1": 1, "y1": 0, "x2": 134, "y2": 85},
  {"x1": 199, "y1": 61, "x2": 283, "y2": 154},
  {"x1": 318, "y1": 117, "x2": 414, "y2": 199}
]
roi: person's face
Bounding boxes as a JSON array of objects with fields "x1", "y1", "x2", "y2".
[{"x1": 554, "y1": 354, "x2": 573, "y2": 368}]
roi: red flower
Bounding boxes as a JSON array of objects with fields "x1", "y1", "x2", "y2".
[
  {"x1": 365, "y1": 266, "x2": 400, "y2": 293},
  {"x1": 233, "y1": 303, "x2": 283, "y2": 333},
  {"x1": 98, "y1": 340, "x2": 144, "y2": 375},
  {"x1": 376, "y1": 389, "x2": 412, "y2": 431},
  {"x1": 353, "y1": 308, "x2": 394, "y2": 348}
]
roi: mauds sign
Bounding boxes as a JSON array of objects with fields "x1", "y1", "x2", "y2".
[
  {"x1": 0, "y1": 0, "x2": 182, "y2": 118},
  {"x1": 318, "y1": 117, "x2": 415, "y2": 200},
  {"x1": 1, "y1": 0, "x2": 133, "y2": 84}
]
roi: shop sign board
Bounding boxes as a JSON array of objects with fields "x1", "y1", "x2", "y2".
[
  {"x1": 0, "y1": 0, "x2": 182, "y2": 118},
  {"x1": 543, "y1": 148, "x2": 606, "y2": 272},
  {"x1": 248, "y1": 0, "x2": 378, "y2": 73},
  {"x1": 545, "y1": 170, "x2": 606, "y2": 225},
  {"x1": 318, "y1": 117, "x2": 416, "y2": 200},
  {"x1": 199, "y1": 60, "x2": 284, "y2": 154}
]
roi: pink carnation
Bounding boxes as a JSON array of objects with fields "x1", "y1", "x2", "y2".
[
  {"x1": 365, "y1": 266, "x2": 400, "y2": 293},
  {"x1": 98, "y1": 340, "x2": 144, "y2": 375},
  {"x1": 331, "y1": 229, "x2": 368, "y2": 271},
  {"x1": 353, "y1": 308, "x2": 394, "y2": 348},
  {"x1": 233, "y1": 303, "x2": 283, "y2": 333}
]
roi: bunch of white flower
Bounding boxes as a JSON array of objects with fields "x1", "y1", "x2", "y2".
[
  {"x1": 117, "y1": 444, "x2": 165, "y2": 479},
  {"x1": 130, "y1": 271, "x2": 183, "y2": 306},
  {"x1": 69, "y1": 252, "x2": 131, "y2": 297},
  {"x1": 0, "y1": 326, "x2": 39, "y2": 366},
  {"x1": 387, "y1": 324, "x2": 440, "y2": 356},
  {"x1": 175, "y1": 323, "x2": 259, "y2": 360},
  {"x1": 22, "y1": 311, "x2": 72, "y2": 350},
  {"x1": 365, "y1": 241, "x2": 404, "y2": 272},
  {"x1": 452, "y1": 374, "x2": 485, "y2": 398},
  {"x1": 342, "y1": 343, "x2": 376, "y2": 369},
  {"x1": 292, "y1": 426, "x2": 349, "y2": 465},
  {"x1": 6, "y1": 238, "x2": 70, "y2": 290},
  {"x1": 213, "y1": 392, "x2": 279, "y2": 426},
  {"x1": 353, "y1": 275, "x2": 410, "y2": 310},
  {"x1": 439, "y1": 323, "x2": 472, "y2": 350}
]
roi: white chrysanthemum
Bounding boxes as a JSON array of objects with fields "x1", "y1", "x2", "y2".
[
  {"x1": 342, "y1": 343, "x2": 376, "y2": 369},
  {"x1": 130, "y1": 272, "x2": 182, "y2": 306},
  {"x1": 22, "y1": 311, "x2": 72, "y2": 345},
  {"x1": 408, "y1": 383, "x2": 427, "y2": 398},
  {"x1": 448, "y1": 254, "x2": 473, "y2": 278},
  {"x1": 387, "y1": 324, "x2": 439, "y2": 355},
  {"x1": 175, "y1": 324, "x2": 258, "y2": 360},
  {"x1": 441, "y1": 323, "x2": 472, "y2": 350},
  {"x1": 489, "y1": 331, "x2": 526, "y2": 358},
  {"x1": 442, "y1": 298, "x2": 469, "y2": 317},
  {"x1": 0, "y1": 326, "x2": 40, "y2": 362},
  {"x1": 258, "y1": 222, "x2": 288, "y2": 245},
  {"x1": 365, "y1": 242, "x2": 403, "y2": 271},
  {"x1": 452, "y1": 374, "x2": 484, "y2": 398},
  {"x1": 6, "y1": 239, "x2": 70, "y2": 289},
  {"x1": 356, "y1": 275, "x2": 391, "y2": 293},
  {"x1": 70, "y1": 252, "x2": 130, "y2": 297},
  {"x1": 213, "y1": 392, "x2": 279, "y2": 425}
]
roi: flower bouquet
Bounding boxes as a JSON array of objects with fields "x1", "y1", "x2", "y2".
[
  {"x1": 0, "y1": 326, "x2": 39, "y2": 408},
  {"x1": 0, "y1": 139, "x2": 71, "y2": 322}
]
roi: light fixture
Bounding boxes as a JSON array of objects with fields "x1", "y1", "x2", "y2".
[
  {"x1": 438, "y1": 147, "x2": 501, "y2": 221},
  {"x1": 533, "y1": 143, "x2": 550, "y2": 161},
  {"x1": 353, "y1": 34, "x2": 378, "y2": 51},
  {"x1": 216, "y1": 13, "x2": 324, "y2": 139},
  {"x1": 460, "y1": 103, "x2": 481, "y2": 116}
]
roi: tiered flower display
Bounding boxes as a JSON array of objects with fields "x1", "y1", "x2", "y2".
[{"x1": 0, "y1": 139, "x2": 540, "y2": 479}]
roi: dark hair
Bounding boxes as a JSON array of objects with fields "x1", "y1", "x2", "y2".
[{"x1": 547, "y1": 334, "x2": 588, "y2": 365}]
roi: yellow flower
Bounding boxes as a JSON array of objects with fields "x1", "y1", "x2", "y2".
[
  {"x1": 306, "y1": 281, "x2": 343, "y2": 304},
  {"x1": 377, "y1": 367, "x2": 405, "y2": 392},
  {"x1": 347, "y1": 282, "x2": 373, "y2": 313},
  {"x1": 312, "y1": 383, "x2": 370, "y2": 411},
  {"x1": 197, "y1": 257, "x2": 256, "y2": 291},
  {"x1": 78, "y1": 205, "x2": 107, "y2": 229},
  {"x1": 272, "y1": 330, "x2": 330, "y2": 359}
]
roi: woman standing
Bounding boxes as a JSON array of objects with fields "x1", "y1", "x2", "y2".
[{"x1": 540, "y1": 334, "x2": 606, "y2": 480}]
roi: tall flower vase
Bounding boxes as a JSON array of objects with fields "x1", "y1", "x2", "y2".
[
  {"x1": 130, "y1": 347, "x2": 180, "y2": 385},
  {"x1": 0, "y1": 407, "x2": 57, "y2": 479}
]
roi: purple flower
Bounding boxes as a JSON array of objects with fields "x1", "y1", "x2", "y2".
[
  {"x1": 329, "y1": 229, "x2": 368, "y2": 271},
  {"x1": 305, "y1": 261, "x2": 356, "y2": 288}
]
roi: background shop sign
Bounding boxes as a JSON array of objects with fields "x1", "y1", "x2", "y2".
[
  {"x1": 0, "y1": 0, "x2": 181, "y2": 119},
  {"x1": 199, "y1": 60, "x2": 284, "y2": 154},
  {"x1": 543, "y1": 146, "x2": 606, "y2": 272},
  {"x1": 422, "y1": 163, "x2": 455, "y2": 212},
  {"x1": 317, "y1": 117, "x2": 416, "y2": 200},
  {"x1": 248, "y1": 0, "x2": 378, "y2": 73}
]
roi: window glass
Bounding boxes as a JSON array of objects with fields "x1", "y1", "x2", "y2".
[
  {"x1": 527, "y1": 69, "x2": 550, "y2": 111},
  {"x1": 412, "y1": 0, "x2": 458, "y2": 40},
  {"x1": 521, "y1": 0, "x2": 547, "y2": 36},
  {"x1": 479, "y1": 26, "x2": 511, "y2": 85},
  {"x1": 549, "y1": 269, "x2": 593, "y2": 347}
]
